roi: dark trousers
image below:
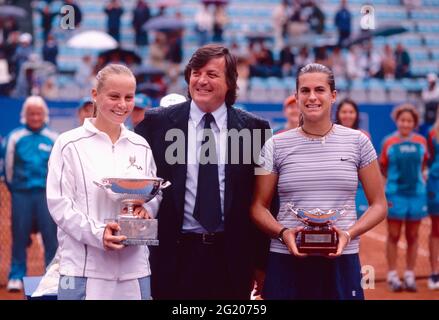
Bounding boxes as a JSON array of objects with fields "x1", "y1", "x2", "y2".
[
  {"x1": 9, "y1": 189, "x2": 58, "y2": 280},
  {"x1": 173, "y1": 234, "x2": 231, "y2": 300},
  {"x1": 263, "y1": 252, "x2": 364, "y2": 300}
]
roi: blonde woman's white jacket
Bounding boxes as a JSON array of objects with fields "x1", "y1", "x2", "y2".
[{"x1": 46, "y1": 119, "x2": 161, "y2": 281}]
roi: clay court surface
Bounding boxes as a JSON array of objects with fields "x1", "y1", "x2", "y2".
[{"x1": 1, "y1": 183, "x2": 438, "y2": 300}]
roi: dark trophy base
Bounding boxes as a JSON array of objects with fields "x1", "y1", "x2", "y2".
[{"x1": 298, "y1": 229, "x2": 338, "y2": 254}]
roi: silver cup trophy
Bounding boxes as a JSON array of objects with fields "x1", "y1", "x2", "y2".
[
  {"x1": 285, "y1": 202, "x2": 349, "y2": 254},
  {"x1": 94, "y1": 176, "x2": 170, "y2": 246}
]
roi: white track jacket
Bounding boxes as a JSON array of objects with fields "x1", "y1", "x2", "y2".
[{"x1": 46, "y1": 119, "x2": 160, "y2": 281}]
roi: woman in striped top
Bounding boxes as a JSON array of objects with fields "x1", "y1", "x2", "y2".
[{"x1": 251, "y1": 63, "x2": 387, "y2": 300}]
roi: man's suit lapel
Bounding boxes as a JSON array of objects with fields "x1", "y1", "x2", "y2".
[
  {"x1": 224, "y1": 107, "x2": 245, "y2": 222},
  {"x1": 167, "y1": 102, "x2": 190, "y2": 221}
]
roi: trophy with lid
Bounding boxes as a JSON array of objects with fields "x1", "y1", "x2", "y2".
[
  {"x1": 94, "y1": 156, "x2": 170, "y2": 246},
  {"x1": 285, "y1": 203, "x2": 349, "y2": 254}
]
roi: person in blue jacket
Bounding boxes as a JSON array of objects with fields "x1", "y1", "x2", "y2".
[{"x1": 2, "y1": 95, "x2": 58, "y2": 292}]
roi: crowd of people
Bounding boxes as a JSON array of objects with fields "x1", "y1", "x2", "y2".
[{"x1": 0, "y1": 0, "x2": 426, "y2": 104}]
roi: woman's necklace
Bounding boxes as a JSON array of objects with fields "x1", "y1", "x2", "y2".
[{"x1": 300, "y1": 123, "x2": 334, "y2": 145}]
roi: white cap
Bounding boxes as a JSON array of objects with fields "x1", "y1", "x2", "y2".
[
  {"x1": 19, "y1": 33, "x2": 32, "y2": 43},
  {"x1": 427, "y1": 73, "x2": 437, "y2": 82},
  {"x1": 160, "y1": 93, "x2": 187, "y2": 108}
]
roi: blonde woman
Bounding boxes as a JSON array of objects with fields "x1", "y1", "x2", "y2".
[{"x1": 46, "y1": 64, "x2": 160, "y2": 299}]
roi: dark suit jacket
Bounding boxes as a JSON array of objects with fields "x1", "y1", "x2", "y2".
[{"x1": 135, "y1": 101, "x2": 271, "y2": 299}]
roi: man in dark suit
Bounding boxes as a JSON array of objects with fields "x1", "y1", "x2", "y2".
[{"x1": 135, "y1": 44, "x2": 271, "y2": 299}]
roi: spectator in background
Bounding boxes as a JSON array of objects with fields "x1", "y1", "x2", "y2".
[
  {"x1": 2, "y1": 96, "x2": 58, "y2": 292},
  {"x1": 159, "y1": 93, "x2": 186, "y2": 108},
  {"x1": 105, "y1": 0, "x2": 124, "y2": 43},
  {"x1": 272, "y1": 0, "x2": 291, "y2": 50},
  {"x1": 279, "y1": 95, "x2": 300, "y2": 133},
  {"x1": 76, "y1": 96, "x2": 94, "y2": 125},
  {"x1": 421, "y1": 73, "x2": 439, "y2": 133},
  {"x1": 75, "y1": 55, "x2": 95, "y2": 97},
  {"x1": 335, "y1": 98, "x2": 369, "y2": 137},
  {"x1": 130, "y1": 93, "x2": 151, "y2": 129},
  {"x1": 426, "y1": 109, "x2": 439, "y2": 290},
  {"x1": 335, "y1": 98, "x2": 370, "y2": 218},
  {"x1": 395, "y1": 43, "x2": 411, "y2": 79},
  {"x1": 42, "y1": 33, "x2": 58, "y2": 68},
  {"x1": 307, "y1": 1, "x2": 325, "y2": 35},
  {"x1": 381, "y1": 104, "x2": 428, "y2": 292},
  {"x1": 149, "y1": 32, "x2": 168, "y2": 71},
  {"x1": 212, "y1": 4, "x2": 228, "y2": 43},
  {"x1": 132, "y1": 0, "x2": 151, "y2": 47},
  {"x1": 14, "y1": 33, "x2": 33, "y2": 77},
  {"x1": 2, "y1": 17, "x2": 19, "y2": 44},
  {"x1": 166, "y1": 29, "x2": 183, "y2": 86},
  {"x1": 422, "y1": 73, "x2": 439, "y2": 103},
  {"x1": 379, "y1": 44, "x2": 396, "y2": 79},
  {"x1": 279, "y1": 44, "x2": 295, "y2": 77},
  {"x1": 361, "y1": 41, "x2": 381, "y2": 79},
  {"x1": 346, "y1": 45, "x2": 365, "y2": 79},
  {"x1": 334, "y1": 0, "x2": 351, "y2": 47},
  {"x1": 194, "y1": 3, "x2": 213, "y2": 46},
  {"x1": 326, "y1": 46, "x2": 346, "y2": 79},
  {"x1": 41, "y1": 76, "x2": 59, "y2": 100},
  {"x1": 295, "y1": 46, "x2": 313, "y2": 73},
  {"x1": 36, "y1": 3, "x2": 58, "y2": 43}
]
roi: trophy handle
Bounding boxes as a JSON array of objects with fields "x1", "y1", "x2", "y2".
[
  {"x1": 159, "y1": 181, "x2": 171, "y2": 189},
  {"x1": 93, "y1": 180, "x2": 110, "y2": 189}
]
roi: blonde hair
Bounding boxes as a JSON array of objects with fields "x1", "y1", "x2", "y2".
[
  {"x1": 95, "y1": 64, "x2": 136, "y2": 92},
  {"x1": 20, "y1": 95, "x2": 49, "y2": 125},
  {"x1": 391, "y1": 103, "x2": 420, "y2": 127}
]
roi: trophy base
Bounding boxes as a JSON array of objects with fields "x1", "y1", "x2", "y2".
[
  {"x1": 106, "y1": 216, "x2": 159, "y2": 246},
  {"x1": 122, "y1": 239, "x2": 159, "y2": 246},
  {"x1": 298, "y1": 229, "x2": 338, "y2": 254}
]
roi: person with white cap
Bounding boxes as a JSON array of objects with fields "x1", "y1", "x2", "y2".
[
  {"x1": 130, "y1": 93, "x2": 152, "y2": 128},
  {"x1": 422, "y1": 73, "x2": 439, "y2": 103},
  {"x1": 77, "y1": 96, "x2": 94, "y2": 125},
  {"x1": 159, "y1": 93, "x2": 187, "y2": 108},
  {"x1": 14, "y1": 33, "x2": 33, "y2": 75}
]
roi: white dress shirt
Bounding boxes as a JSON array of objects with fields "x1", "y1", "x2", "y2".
[{"x1": 182, "y1": 101, "x2": 227, "y2": 233}]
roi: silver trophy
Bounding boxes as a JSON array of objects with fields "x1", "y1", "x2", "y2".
[
  {"x1": 285, "y1": 203, "x2": 349, "y2": 254},
  {"x1": 94, "y1": 176, "x2": 170, "y2": 246}
]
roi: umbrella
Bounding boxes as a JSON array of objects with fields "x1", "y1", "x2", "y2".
[
  {"x1": 202, "y1": 0, "x2": 229, "y2": 5},
  {"x1": 155, "y1": 0, "x2": 181, "y2": 7},
  {"x1": 137, "y1": 82, "x2": 166, "y2": 98},
  {"x1": 143, "y1": 16, "x2": 185, "y2": 32},
  {"x1": 98, "y1": 48, "x2": 142, "y2": 65},
  {"x1": 0, "y1": 5, "x2": 27, "y2": 18},
  {"x1": 246, "y1": 32, "x2": 273, "y2": 43},
  {"x1": 67, "y1": 31, "x2": 118, "y2": 50},
  {"x1": 134, "y1": 65, "x2": 166, "y2": 78},
  {"x1": 347, "y1": 25, "x2": 408, "y2": 47}
]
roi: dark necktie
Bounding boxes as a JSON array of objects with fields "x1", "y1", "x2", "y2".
[{"x1": 193, "y1": 113, "x2": 222, "y2": 233}]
